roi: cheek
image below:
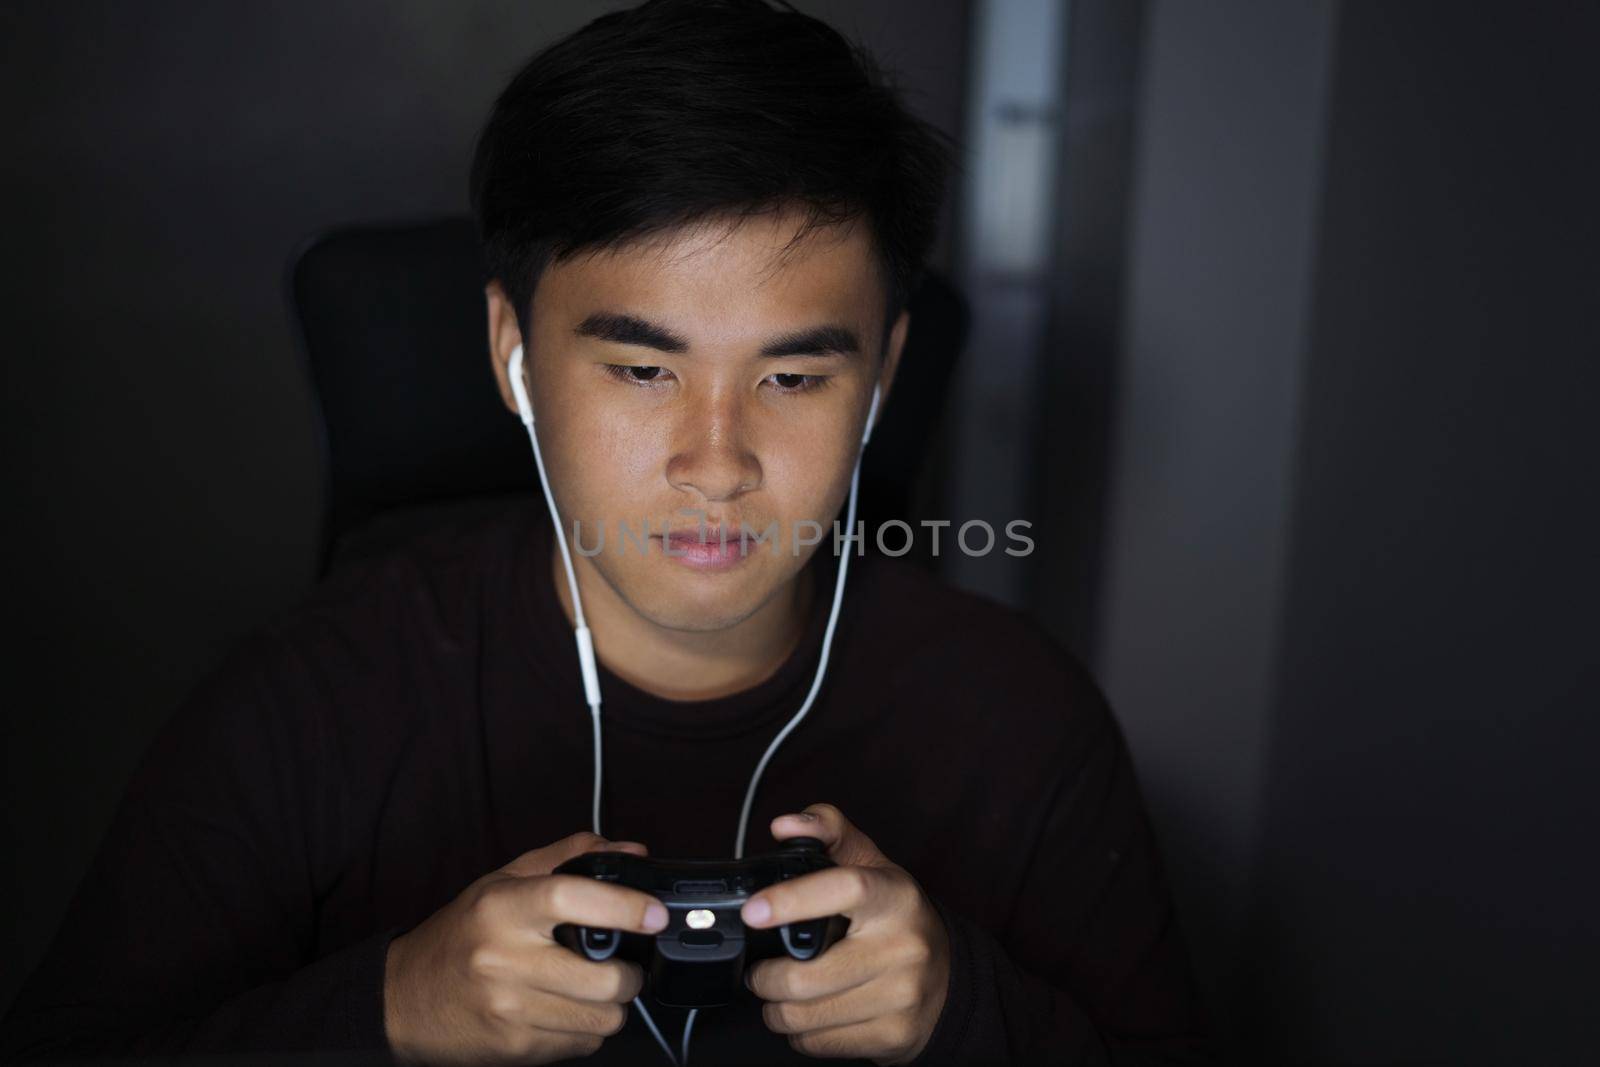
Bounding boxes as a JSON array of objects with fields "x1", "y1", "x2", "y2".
[
  {"x1": 597, "y1": 412, "x2": 669, "y2": 487},
  {"x1": 531, "y1": 381, "x2": 659, "y2": 514},
  {"x1": 561, "y1": 412, "x2": 669, "y2": 514},
  {"x1": 763, "y1": 419, "x2": 859, "y2": 521}
]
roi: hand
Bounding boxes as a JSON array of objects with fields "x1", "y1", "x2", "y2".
[
  {"x1": 742, "y1": 804, "x2": 951, "y2": 1064},
  {"x1": 383, "y1": 831, "x2": 667, "y2": 1065}
]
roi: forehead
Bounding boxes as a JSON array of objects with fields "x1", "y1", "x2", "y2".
[{"x1": 533, "y1": 210, "x2": 886, "y2": 343}]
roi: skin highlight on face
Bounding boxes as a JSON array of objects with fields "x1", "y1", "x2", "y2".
[{"x1": 487, "y1": 206, "x2": 909, "y2": 700}]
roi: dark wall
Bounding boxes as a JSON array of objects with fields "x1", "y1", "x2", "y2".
[
  {"x1": 0, "y1": 0, "x2": 971, "y2": 1011},
  {"x1": 1030, "y1": 0, "x2": 1145, "y2": 662},
  {"x1": 1247, "y1": 4, "x2": 1600, "y2": 1063},
  {"x1": 1087, "y1": 0, "x2": 1335, "y2": 1049},
  {"x1": 1071, "y1": 1, "x2": 1599, "y2": 1062}
]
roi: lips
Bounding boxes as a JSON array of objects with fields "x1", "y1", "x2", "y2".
[
  {"x1": 664, "y1": 526, "x2": 734, "y2": 546},
  {"x1": 656, "y1": 526, "x2": 753, "y2": 571}
]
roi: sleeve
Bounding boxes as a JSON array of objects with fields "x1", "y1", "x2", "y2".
[
  {"x1": 909, "y1": 707, "x2": 1212, "y2": 1066},
  {"x1": 0, "y1": 633, "x2": 400, "y2": 1063}
]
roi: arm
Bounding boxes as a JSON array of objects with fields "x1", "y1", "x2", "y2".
[
  {"x1": 911, "y1": 715, "x2": 1211, "y2": 1065},
  {"x1": 0, "y1": 634, "x2": 397, "y2": 1061}
]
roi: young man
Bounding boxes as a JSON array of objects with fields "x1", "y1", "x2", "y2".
[{"x1": 2, "y1": 2, "x2": 1207, "y2": 1064}]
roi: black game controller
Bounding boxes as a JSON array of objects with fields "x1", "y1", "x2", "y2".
[{"x1": 552, "y1": 837, "x2": 851, "y2": 1007}]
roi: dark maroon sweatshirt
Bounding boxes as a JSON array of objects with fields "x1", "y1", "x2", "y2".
[{"x1": 1, "y1": 499, "x2": 1209, "y2": 1065}]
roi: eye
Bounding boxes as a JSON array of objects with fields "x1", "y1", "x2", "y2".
[
  {"x1": 604, "y1": 364, "x2": 673, "y2": 386},
  {"x1": 765, "y1": 372, "x2": 829, "y2": 393}
]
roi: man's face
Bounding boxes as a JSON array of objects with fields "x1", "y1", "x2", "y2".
[{"x1": 488, "y1": 209, "x2": 908, "y2": 633}]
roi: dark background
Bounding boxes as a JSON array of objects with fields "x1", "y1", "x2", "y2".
[{"x1": 4, "y1": 2, "x2": 1597, "y2": 1064}]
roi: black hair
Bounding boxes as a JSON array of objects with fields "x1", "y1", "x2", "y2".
[{"x1": 468, "y1": 0, "x2": 956, "y2": 350}]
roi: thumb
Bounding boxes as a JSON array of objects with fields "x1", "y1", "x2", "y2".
[
  {"x1": 499, "y1": 831, "x2": 649, "y2": 878},
  {"x1": 772, "y1": 803, "x2": 887, "y2": 868}
]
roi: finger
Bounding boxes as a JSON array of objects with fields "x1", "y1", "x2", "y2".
[
  {"x1": 497, "y1": 986, "x2": 631, "y2": 1039},
  {"x1": 742, "y1": 863, "x2": 901, "y2": 929},
  {"x1": 745, "y1": 936, "x2": 880, "y2": 1003},
  {"x1": 540, "y1": 957, "x2": 647, "y2": 1005},
  {"x1": 528, "y1": 870, "x2": 672, "y2": 940},
  {"x1": 780, "y1": 1017, "x2": 920, "y2": 1062},
  {"x1": 770, "y1": 803, "x2": 886, "y2": 868},
  {"x1": 500, "y1": 832, "x2": 643, "y2": 877},
  {"x1": 759, "y1": 969, "x2": 919, "y2": 1036},
  {"x1": 468, "y1": 936, "x2": 647, "y2": 1004}
]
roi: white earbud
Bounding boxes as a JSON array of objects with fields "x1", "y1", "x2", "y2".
[{"x1": 508, "y1": 343, "x2": 534, "y2": 426}]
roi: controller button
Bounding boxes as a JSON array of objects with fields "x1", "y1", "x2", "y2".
[
  {"x1": 780, "y1": 923, "x2": 822, "y2": 960},
  {"x1": 582, "y1": 929, "x2": 620, "y2": 961}
]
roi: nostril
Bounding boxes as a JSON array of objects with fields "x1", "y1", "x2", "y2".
[{"x1": 665, "y1": 453, "x2": 763, "y2": 502}]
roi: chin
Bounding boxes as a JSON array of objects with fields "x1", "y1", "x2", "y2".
[{"x1": 603, "y1": 553, "x2": 794, "y2": 634}]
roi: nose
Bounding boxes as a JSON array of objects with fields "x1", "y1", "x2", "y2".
[{"x1": 664, "y1": 391, "x2": 763, "y2": 504}]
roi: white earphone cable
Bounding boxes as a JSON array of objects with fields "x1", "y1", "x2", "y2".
[{"x1": 732, "y1": 454, "x2": 864, "y2": 859}]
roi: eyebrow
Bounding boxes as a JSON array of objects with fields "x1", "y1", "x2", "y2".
[
  {"x1": 758, "y1": 324, "x2": 860, "y2": 358},
  {"x1": 574, "y1": 312, "x2": 688, "y2": 352},
  {"x1": 573, "y1": 312, "x2": 859, "y2": 358}
]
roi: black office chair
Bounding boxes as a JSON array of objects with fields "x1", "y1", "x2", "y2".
[{"x1": 288, "y1": 217, "x2": 968, "y2": 575}]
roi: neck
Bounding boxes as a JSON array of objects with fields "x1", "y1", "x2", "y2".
[{"x1": 551, "y1": 543, "x2": 816, "y2": 702}]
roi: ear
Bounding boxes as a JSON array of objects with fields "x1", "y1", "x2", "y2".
[
  {"x1": 877, "y1": 308, "x2": 910, "y2": 410},
  {"x1": 485, "y1": 280, "x2": 524, "y2": 417}
]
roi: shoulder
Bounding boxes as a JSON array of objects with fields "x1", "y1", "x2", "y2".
[
  {"x1": 283, "y1": 498, "x2": 540, "y2": 647},
  {"x1": 164, "y1": 499, "x2": 540, "y2": 754},
  {"x1": 245, "y1": 497, "x2": 545, "y2": 693},
  {"x1": 846, "y1": 551, "x2": 1115, "y2": 749}
]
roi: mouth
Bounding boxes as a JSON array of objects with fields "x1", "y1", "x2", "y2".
[{"x1": 656, "y1": 526, "x2": 754, "y2": 572}]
